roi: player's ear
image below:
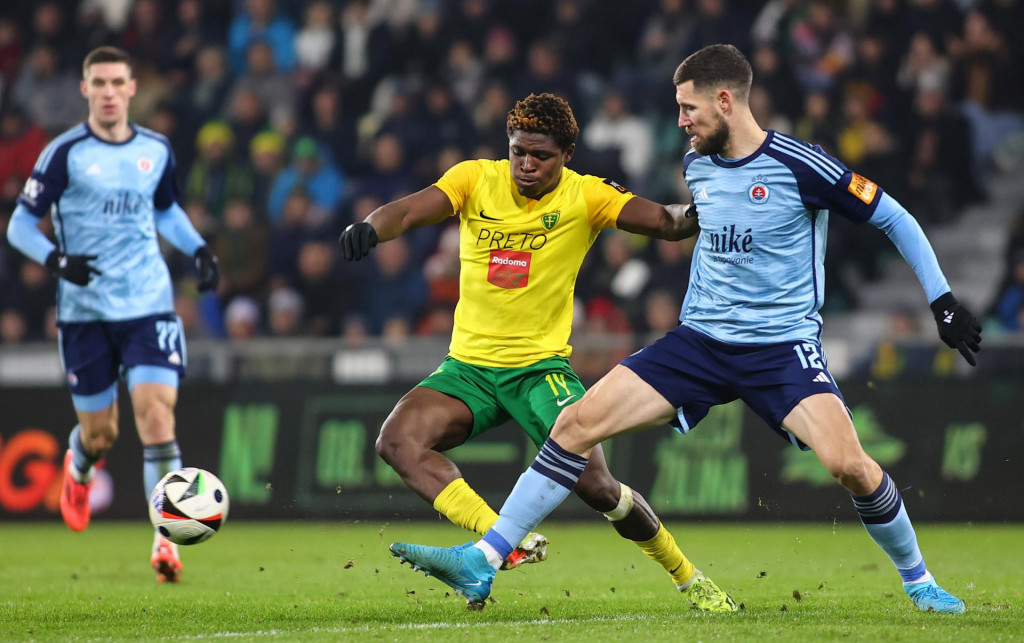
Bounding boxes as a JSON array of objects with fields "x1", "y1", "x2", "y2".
[
  {"x1": 717, "y1": 89, "x2": 732, "y2": 115},
  {"x1": 129, "y1": 78, "x2": 138, "y2": 98},
  {"x1": 563, "y1": 143, "x2": 575, "y2": 164},
  {"x1": 80, "y1": 80, "x2": 88, "y2": 99}
]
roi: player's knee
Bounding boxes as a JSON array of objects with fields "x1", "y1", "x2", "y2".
[
  {"x1": 137, "y1": 404, "x2": 175, "y2": 443},
  {"x1": 375, "y1": 419, "x2": 420, "y2": 464},
  {"x1": 82, "y1": 419, "x2": 118, "y2": 453},
  {"x1": 826, "y1": 455, "x2": 874, "y2": 489}
]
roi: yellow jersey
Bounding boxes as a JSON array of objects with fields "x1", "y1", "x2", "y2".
[{"x1": 433, "y1": 159, "x2": 633, "y2": 367}]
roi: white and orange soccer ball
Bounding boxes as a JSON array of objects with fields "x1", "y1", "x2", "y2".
[{"x1": 149, "y1": 468, "x2": 229, "y2": 545}]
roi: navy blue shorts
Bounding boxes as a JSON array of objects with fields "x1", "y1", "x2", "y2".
[
  {"x1": 58, "y1": 313, "x2": 186, "y2": 408},
  {"x1": 621, "y1": 324, "x2": 844, "y2": 449}
]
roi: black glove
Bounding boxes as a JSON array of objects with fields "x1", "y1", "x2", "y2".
[
  {"x1": 685, "y1": 203, "x2": 698, "y2": 218},
  {"x1": 194, "y1": 246, "x2": 220, "y2": 292},
  {"x1": 929, "y1": 292, "x2": 982, "y2": 366},
  {"x1": 339, "y1": 222, "x2": 378, "y2": 261},
  {"x1": 45, "y1": 250, "x2": 102, "y2": 286}
]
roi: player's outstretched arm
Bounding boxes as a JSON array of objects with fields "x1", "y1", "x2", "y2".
[
  {"x1": 340, "y1": 185, "x2": 454, "y2": 261},
  {"x1": 615, "y1": 196, "x2": 699, "y2": 241},
  {"x1": 867, "y1": 192, "x2": 982, "y2": 365}
]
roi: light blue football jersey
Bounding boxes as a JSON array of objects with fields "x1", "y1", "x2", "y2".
[
  {"x1": 681, "y1": 130, "x2": 883, "y2": 344},
  {"x1": 17, "y1": 123, "x2": 180, "y2": 323}
]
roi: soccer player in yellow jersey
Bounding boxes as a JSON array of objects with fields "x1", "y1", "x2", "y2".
[{"x1": 339, "y1": 93, "x2": 734, "y2": 610}]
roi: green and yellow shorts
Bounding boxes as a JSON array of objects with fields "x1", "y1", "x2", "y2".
[{"x1": 418, "y1": 355, "x2": 585, "y2": 449}]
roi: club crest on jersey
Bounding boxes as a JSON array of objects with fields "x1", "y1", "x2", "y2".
[
  {"x1": 748, "y1": 181, "x2": 769, "y2": 205},
  {"x1": 137, "y1": 157, "x2": 154, "y2": 173},
  {"x1": 541, "y1": 210, "x2": 560, "y2": 230}
]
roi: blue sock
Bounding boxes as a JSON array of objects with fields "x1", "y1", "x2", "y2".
[
  {"x1": 851, "y1": 471, "x2": 927, "y2": 583},
  {"x1": 143, "y1": 440, "x2": 182, "y2": 500},
  {"x1": 482, "y1": 438, "x2": 588, "y2": 558},
  {"x1": 69, "y1": 425, "x2": 100, "y2": 476}
]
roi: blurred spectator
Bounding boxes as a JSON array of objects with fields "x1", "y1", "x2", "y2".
[
  {"x1": 119, "y1": 0, "x2": 164, "y2": 66},
  {"x1": 267, "y1": 136, "x2": 345, "y2": 222},
  {"x1": 751, "y1": 44, "x2": 803, "y2": 122},
  {"x1": 0, "y1": 106, "x2": 47, "y2": 189},
  {"x1": 0, "y1": 17, "x2": 23, "y2": 90},
  {"x1": 788, "y1": 0, "x2": 855, "y2": 93},
  {"x1": 212, "y1": 199, "x2": 270, "y2": 302},
  {"x1": 227, "y1": 0, "x2": 296, "y2": 76},
  {"x1": 180, "y1": 46, "x2": 232, "y2": 138},
  {"x1": 422, "y1": 223, "x2": 460, "y2": 307},
  {"x1": 642, "y1": 289, "x2": 682, "y2": 336},
  {"x1": 906, "y1": 0, "x2": 963, "y2": 52},
  {"x1": 267, "y1": 286, "x2": 306, "y2": 337},
  {"x1": 296, "y1": 82, "x2": 359, "y2": 172},
  {"x1": 224, "y1": 296, "x2": 262, "y2": 340},
  {"x1": 989, "y1": 250, "x2": 1024, "y2": 332},
  {"x1": 160, "y1": 0, "x2": 213, "y2": 81},
  {"x1": 636, "y1": 0, "x2": 693, "y2": 88},
  {"x1": 268, "y1": 189, "x2": 323, "y2": 289},
  {"x1": 748, "y1": 85, "x2": 793, "y2": 134},
  {"x1": 332, "y1": 0, "x2": 394, "y2": 115},
  {"x1": 583, "y1": 90, "x2": 656, "y2": 193},
  {"x1": 481, "y1": 26, "x2": 519, "y2": 88},
  {"x1": 249, "y1": 130, "x2": 287, "y2": 219},
  {"x1": 362, "y1": 236, "x2": 426, "y2": 334},
  {"x1": 683, "y1": 0, "x2": 751, "y2": 62},
  {"x1": 0, "y1": 260, "x2": 55, "y2": 342},
  {"x1": 225, "y1": 88, "x2": 271, "y2": 155},
  {"x1": 472, "y1": 82, "x2": 514, "y2": 153},
  {"x1": 949, "y1": 10, "x2": 1024, "y2": 175},
  {"x1": 514, "y1": 40, "x2": 579, "y2": 110},
  {"x1": 230, "y1": 39, "x2": 296, "y2": 130},
  {"x1": 904, "y1": 85, "x2": 984, "y2": 223},
  {"x1": 422, "y1": 82, "x2": 477, "y2": 162},
  {"x1": 11, "y1": 44, "x2": 84, "y2": 134},
  {"x1": 184, "y1": 121, "x2": 256, "y2": 220},
  {"x1": 794, "y1": 91, "x2": 838, "y2": 152},
  {"x1": 294, "y1": 1, "x2": 336, "y2": 74},
  {"x1": 352, "y1": 132, "x2": 415, "y2": 204},
  {"x1": 295, "y1": 240, "x2": 348, "y2": 336},
  {"x1": 0, "y1": 308, "x2": 28, "y2": 344},
  {"x1": 443, "y1": 39, "x2": 484, "y2": 108},
  {"x1": 644, "y1": 237, "x2": 694, "y2": 303}
]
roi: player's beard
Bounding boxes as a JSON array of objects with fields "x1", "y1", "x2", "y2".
[{"x1": 692, "y1": 111, "x2": 730, "y2": 157}]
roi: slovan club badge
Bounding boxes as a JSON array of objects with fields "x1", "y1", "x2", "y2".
[{"x1": 541, "y1": 210, "x2": 560, "y2": 230}]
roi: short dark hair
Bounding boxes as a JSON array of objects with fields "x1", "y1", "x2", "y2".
[
  {"x1": 83, "y1": 46, "x2": 133, "y2": 77},
  {"x1": 673, "y1": 44, "x2": 752, "y2": 101},
  {"x1": 506, "y1": 93, "x2": 579, "y2": 151}
]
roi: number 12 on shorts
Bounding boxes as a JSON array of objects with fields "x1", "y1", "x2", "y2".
[{"x1": 792, "y1": 342, "x2": 824, "y2": 370}]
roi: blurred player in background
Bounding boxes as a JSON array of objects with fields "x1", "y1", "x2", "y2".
[
  {"x1": 5, "y1": 46, "x2": 220, "y2": 583},
  {"x1": 392, "y1": 46, "x2": 981, "y2": 613},
  {"x1": 341, "y1": 93, "x2": 734, "y2": 610}
]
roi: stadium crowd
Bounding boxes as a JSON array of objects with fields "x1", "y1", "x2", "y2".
[{"x1": 0, "y1": 0, "x2": 1022, "y2": 347}]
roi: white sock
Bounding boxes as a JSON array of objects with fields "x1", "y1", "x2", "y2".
[{"x1": 473, "y1": 540, "x2": 503, "y2": 570}]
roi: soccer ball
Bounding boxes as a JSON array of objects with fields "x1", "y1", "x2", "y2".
[{"x1": 149, "y1": 468, "x2": 229, "y2": 545}]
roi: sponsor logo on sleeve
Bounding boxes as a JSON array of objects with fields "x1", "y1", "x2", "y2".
[
  {"x1": 847, "y1": 173, "x2": 878, "y2": 204},
  {"x1": 488, "y1": 250, "x2": 531, "y2": 289},
  {"x1": 602, "y1": 178, "x2": 629, "y2": 193}
]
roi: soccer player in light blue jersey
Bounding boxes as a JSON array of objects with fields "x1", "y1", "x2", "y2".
[
  {"x1": 5, "y1": 46, "x2": 220, "y2": 583},
  {"x1": 390, "y1": 44, "x2": 981, "y2": 613}
]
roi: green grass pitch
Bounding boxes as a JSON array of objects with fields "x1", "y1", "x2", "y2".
[{"x1": 1, "y1": 521, "x2": 1020, "y2": 641}]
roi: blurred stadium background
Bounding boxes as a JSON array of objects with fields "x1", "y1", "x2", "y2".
[{"x1": 0, "y1": 0, "x2": 1022, "y2": 525}]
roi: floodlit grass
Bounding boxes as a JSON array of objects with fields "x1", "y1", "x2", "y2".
[{"x1": 1, "y1": 521, "x2": 1020, "y2": 641}]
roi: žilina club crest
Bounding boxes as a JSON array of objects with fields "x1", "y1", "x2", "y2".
[{"x1": 541, "y1": 210, "x2": 560, "y2": 230}]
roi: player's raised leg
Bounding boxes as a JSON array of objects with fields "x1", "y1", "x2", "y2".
[
  {"x1": 378, "y1": 384, "x2": 547, "y2": 569},
  {"x1": 392, "y1": 365, "x2": 675, "y2": 603},
  {"x1": 574, "y1": 449, "x2": 736, "y2": 611},
  {"x1": 61, "y1": 399, "x2": 118, "y2": 532},
  {"x1": 130, "y1": 372, "x2": 183, "y2": 583},
  {"x1": 783, "y1": 393, "x2": 965, "y2": 613}
]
